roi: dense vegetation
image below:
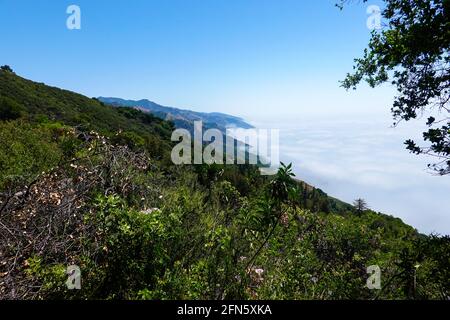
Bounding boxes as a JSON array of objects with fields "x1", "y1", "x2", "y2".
[{"x1": 0, "y1": 68, "x2": 449, "y2": 300}]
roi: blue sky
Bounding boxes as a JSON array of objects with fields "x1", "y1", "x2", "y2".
[{"x1": 1, "y1": 0, "x2": 388, "y2": 117}]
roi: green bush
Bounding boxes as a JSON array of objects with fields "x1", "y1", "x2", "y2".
[
  {"x1": 0, "y1": 96, "x2": 25, "y2": 120},
  {"x1": 0, "y1": 121, "x2": 62, "y2": 189}
]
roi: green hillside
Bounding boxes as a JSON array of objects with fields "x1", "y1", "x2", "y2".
[
  {"x1": 0, "y1": 70, "x2": 174, "y2": 159},
  {"x1": 0, "y1": 67, "x2": 448, "y2": 300}
]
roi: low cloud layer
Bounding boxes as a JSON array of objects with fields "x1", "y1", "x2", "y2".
[{"x1": 250, "y1": 114, "x2": 450, "y2": 235}]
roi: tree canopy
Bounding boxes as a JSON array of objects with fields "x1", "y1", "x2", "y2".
[
  {"x1": 1, "y1": 65, "x2": 14, "y2": 73},
  {"x1": 353, "y1": 198, "x2": 369, "y2": 215},
  {"x1": 340, "y1": 0, "x2": 450, "y2": 175}
]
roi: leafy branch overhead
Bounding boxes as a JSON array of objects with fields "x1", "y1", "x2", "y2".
[{"x1": 340, "y1": 0, "x2": 450, "y2": 175}]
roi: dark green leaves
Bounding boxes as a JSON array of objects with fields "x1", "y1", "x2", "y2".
[{"x1": 341, "y1": 0, "x2": 450, "y2": 175}]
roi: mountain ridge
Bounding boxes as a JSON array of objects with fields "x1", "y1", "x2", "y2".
[{"x1": 98, "y1": 97, "x2": 253, "y2": 133}]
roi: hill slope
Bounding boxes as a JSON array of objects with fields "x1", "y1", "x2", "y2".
[
  {"x1": 1, "y1": 68, "x2": 448, "y2": 300},
  {"x1": 0, "y1": 70, "x2": 174, "y2": 158}
]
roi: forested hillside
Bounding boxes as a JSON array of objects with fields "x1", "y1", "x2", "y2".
[{"x1": 0, "y1": 67, "x2": 449, "y2": 300}]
